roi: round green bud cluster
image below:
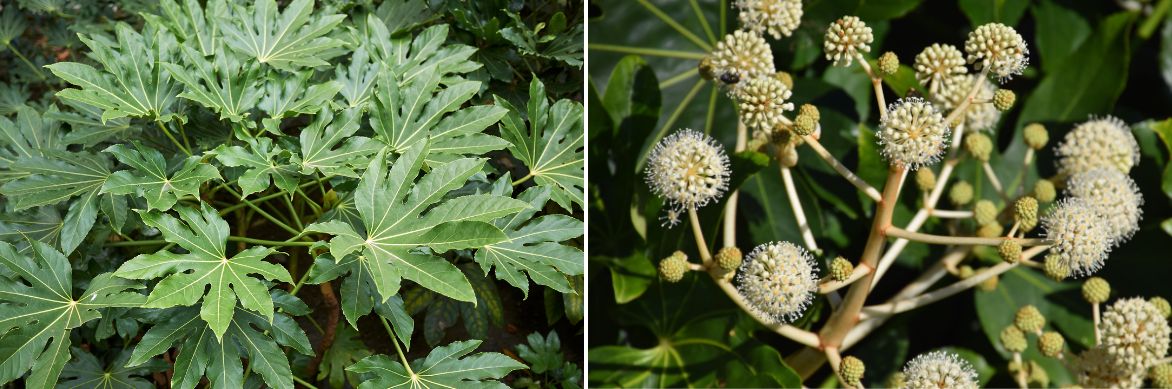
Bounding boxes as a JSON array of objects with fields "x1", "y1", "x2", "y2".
[
  {"x1": 1150, "y1": 364, "x2": 1172, "y2": 389},
  {"x1": 840, "y1": 356, "x2": 865, "y2": 388},
  {"x1": 715, "y1": 246, "x2": 743, "y2": 271},
  {"x1": 794, "y1": 114, "x2": 817, "y2": 136},
  {"x1": 1082, "y1": 277, "x2": 1111, "y2": 304},
  {"x1": 1151, "y1": 297, "x2": 1171, "y2": 319},
  {"x1": 950, "y1": 181, "x2": 974, "y2": 206},
  {"x1": 965, "y1": 132, "x2": 993, "y2": 162},
  {"x1": 1023, "y1": 123, "x2": 1049, "y2": 150},
  {"x1": 979, "y1": 274, "x2": 999, "y2": 291},
  {"x1": 973, "y1": 200, "x2": 998, "y2": 226},
  {"x1": 915, "y1": 168, "x2": 936, "y2": 192},
  {"x1": 1001, "y1": 326, "x2": 1028, "y2": 353},
  {"x1": 999, "y1": 240, "x2": 1022, "y2": 264},
  {"x1": 775, "y1": 71, "x2": 794, "y2": 90},
  {"x1": 977, "y1": 223, "x2": 1003, "y2": 238},
  {"x1": 993, "y1": 89, "x2": 1016, "y2": 111},
  {"x1": 957, "y1": 265, "x2": 975, "y2": 279},
  {"x1": 1038, "y1": 331, "x2": 1065, "y2": 358},
  {"x1": 878, "y1": 51, "x2": 899, "y2": 76},
  {"x1": 1015, "y1": 305, "x2": 1046, "y2": 333},
  {"x1": 1043, "y1": 254, "x2": 1070, "y2": 281},
  {"x1": 1027, "y1": 360, "x2": 1050, "y2": 387},
  {"x1": 830, "y1": 256, "x2": 854, "y2": 282},
  {"x1": 658, "y1": 251, "x2": 689, "y2": 283},
  {"x1": 1015, "y1": 196, "x2": 1039, "y2": 232},
  {"x1": 1033, "y1": 179, "x2": 1056, "y2": 203}
]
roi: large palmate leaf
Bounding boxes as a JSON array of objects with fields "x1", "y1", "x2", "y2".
[
  {"x1": 0, "y1": 106, "x2": 64, "y2": 178},
  {"x1": 0, "y1": 150, "x2": 122, "y2": 254},
  {"x1": 335, "y1": 46, "x2": 379, "y2": 110},
  {"x1": 307, "y1": 142, "x2": 523, "y2": 303},
  {"x1": 348, "y1": 340, "x2": 526, "y2": 389},
  {"x1": 47, "y1": 100, "x2": 135, "y2": 148},
  {"x1": 497, "y1": 77, "x2": 584, "y2": 210},
  {"x1": 0, "y1": 241, "x2": 145, "y2": 388},
  {"x1": 259, "y1": 72, "x2": 342, "y2": 133},
  {"x1": 57, "y1": 349, "x2": 160, "y2": 389},
  {"x1": 162, "y1": 45, "x2": 264, "y2": 123},
  {"x1": 113, "y1": 202, "x2": 292, "y2": 339},
  {"x1": 0, "y1": 208, "x2": 63, "y2": 252},
  {"x1": 45, "y1": 23, "x2": 182, "y2": 123},
  {"x1": 101, "y1": 142, "x2": 220, "y2": 211},
  {"x1": 212, "y1": 137, "x2": 299, "y2": 197},
  {"x1": 361, "y1": 16, "x2": 480, "y2": 84},
  {"x1": 126, "y1": 306, "x2": 310, "y2": 389},
  {"x1": 142, "y1": 0, "x2": 227, "y2": 57},
  {"x1": 476, "y1": 182, "x2": 583, "y2": 297},
  {"x1": 371, "y1": 65, "x2": 510, "y2": 163},
  {"x1": 500, "y1": 11, "x2": 584, "y2": 67},
  {"x1": 295, "y1": 108, "x2": 383, "y2": 177},
  {"x1": 219, "y1": 0, "x2": 346, "y2": 72}
]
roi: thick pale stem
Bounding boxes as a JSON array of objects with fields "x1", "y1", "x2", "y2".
[
  {"x1": 929, "y1": 209, "x2": 973, "y2": 219},
  {"x1": 723, "y1": 119, "x2": 748, "y2": 248},
  {"x1": 944, "y1": 67, "x2": 992, "y2": 125},
  {"x1": 803, "y1": 135, "x2": 882, "y2": 202},
  {"x1": 1093, "y1": 303, "x2": 1102, "y2": 345},
  {"x1": 860, "y1": 261, "x2": 1018, "y2": 318},
  {"x1": 1013, "y1": 352, "x2": 1027, "y2": 389},
  {"x1": 982, "y1": 161, "x2": 1009, "y2": 202},
  {"x1": 688, "y1": 208, "x2": 713, "y2": 266},
  {"x1": 825, "y1": 347, "x2": 845, "y2": 386},
  {"x1": 854, "y1": 53, "x2": 887, "y2": 121},
  {"x1": 782, "y1": 166, "x2": 819, "y2": 252},
  {"x1": 885, "y1": 227, "x2": 1048, "y2": 247},
  {"x1": 819, "y1": 264, "x2": 872, "y2": 294}
]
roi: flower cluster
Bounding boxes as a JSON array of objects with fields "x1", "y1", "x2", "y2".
[
  {"x1": 645, "y1": 129, "x2": 731, "y2": 213},
  {"x1": 1065, "y1": 168, "x2": 1144, "y2": 244},
  {"x1": 901, "y1": 350, "x2": 979, "y2": 389},
  {"x1": 734, "y1": 241, "x2": 819, "y2": 323},
  {"x1": 1073, "y1": 298, "x2": 1172, "y2": 387},
  {"x1": 732, "y1": 75, "x2": 795, "y2": 139},
  {"x1": 1055, "y1": 116, "x2": 1141, "y2": 176},
  {"x1": 824, "y1": 16, "x2": 873, "y2": 66},
  {"x1": 876, "y1": 97, "x2": 950, "y2": 170},
  {"x1": 709, "y1": 30, "x2": 775, "y2": 84},
  {"x1": 1041, "y1": 198, "x2": 1113, "y2": 278},
  {"x1": 964, "y1": 23, "x2": 1029, "y2": 81},
  {"x1": 735, "y1": 0, "x2": 803, "y2": 39}
]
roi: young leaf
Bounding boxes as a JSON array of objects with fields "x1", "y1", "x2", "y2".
[
  {"x1": 0, "y1": 241, "x2": 146, "y2": 388},
  {"x1": 334, "y1": 46, "x2": 379, "y2": 110},
  {"x1": 295, "y1": 108, "x2": 383, "y2": 177},
  {"x1": 211, "y1": 137, "x2": 299, "y2": 197},
  {"x1": 348, "y1": 340, "x2": 526, "y2": 389},
  {"x1": 317, "y1": 326, "x2": 371, "y2": 389},
  {"x1": 45, "y1": 23, "x2": 182, "y2": 123},
  {"x1": 144, "y1": 0, "x2": 228, "y2": 57},
  {"x1": 113, "y1": 202, "x2": 291, "y2": 339},
  {"x1": 306, "y1": 143, "x2": 522, "y2": 304},
  {"x1": 258, "y1": 72, "x2": 342, "y2": 134},
  {"x1": 101, "y1": 142, "x2": 221, "y2": 211},
  {"x1": 476, "y1": 185, "x2": 584, "y2": 297},
  {"x1": 517, "y1": 331, "x2": 565, "y2": 374},
  {"x1": 219, "y1": 0, "x2": 346, "y2": 72},
  {"x1": 362, "y1": 17, "x2": 479, "y2": 83},
  {"x1": 162, "y1": 45, "x2": 265, "y2": 124},
  {"x1": 497, "y1": 77, "x2": 584, "y2": 210}
]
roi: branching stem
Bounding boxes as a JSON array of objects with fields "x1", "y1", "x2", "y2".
[
  {"x1": 802, "y1": 135, "x2": 882, "y2": 202},
  {"x1": 781, "y1": 166, "x2": 818, "y2": 252},
  {"x1": 885, "y1": 227, "x2": 1048, "y2": 247}
]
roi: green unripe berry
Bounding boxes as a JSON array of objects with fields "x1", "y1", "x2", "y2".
[
  {"x1": 840, "y1": 356, "x2": 865, "y2": 388},
  {"x1": 977, "y1": 223, "x2": 1004, "y2": 238},
  {"x1": 950, "y1": 181, "x2": 974, "y2": 206},
  {"x1": 965, "y1": 133, "x2": 993, "y2": 162},
  {"x1": 715, "y1": 247, "x2": 743, "y2": 271},
  {"x1": 1043, "y1": 254, "x2": 1069, "y2": 281},
  {"x1": 973, "y1": 200, "x2": 998, "y2": 226},
  {"x1": 915, "y1": 168, "x2": 936, "y2": 192},
  {"x1": 1081, "y1": 277, "x2": 1110, "y2": 304},
  {"x1": 794, "y1": 114, "x2": 817, "y2": 136},
  {"x1": 1023, "y1": 123, "x2": 1049, "y2": 150},
  {"x1": 1151, "y1": 297, "x2": 1171, "y2": 319},
  {"x1": 1150, "y1": 364, "x2": 1172, "y2": 389},
  {"x1": 993, "y1": 89, "x2": 1016, "y2": 112},
  {"x1": 1000, "y1": 325, "x2": 1027, "y2": 353},
  {"x1": 878, "y1": 52, "x2": 899, "y2": 76},
  {"x1": 830, "y1": 256, "x2": 854, "y2": 282},
  {"x1": 1015, "y1": 305, "x2": 1046, "y2": 333},
  {"x1": 979, "y1": 274, "x2": 999, "y2": 291},
  {"x1": 799, "y1": 104, "x2": 820, "y2": 122},
  {"x1": 699, "y1": 57, "x2": 717, "y2": 81},
  {"x1": 775, "y1": 71, "x2": 794, "y2": 90},
  {"x1": 658, "y1": 251, "x2": 689, "y2": 283},
  {"x1": 957, "y1": 265, "x2": 975, "y2": 279},
  {"x1": 1037, "y1": 331, "x2": 1064, "y2": 358},
  {"x1": 1015, "y1": 196, "x2": 1039, "y2": 232},
  {"x1": 999, "y1": 239, "x2": 1022, "y2": 264},
  {"x1": 1033, "y1": 179, "x2": 1056, "y2": 203}
]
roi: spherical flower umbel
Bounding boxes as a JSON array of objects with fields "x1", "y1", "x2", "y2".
[
  {"x1": 645, "y1": 129, "x2": 732, "y2": 210},
  {"x1": 824, "y1": 16, "x2": 873, "y2": 67},
  {"x1": 964, "y1": 23, "x2": 1029, "y2": 81},
  {"x1": 734, "y1": 241, "x2": 819, "y2": 323},
  {"x1": 877, "y1": 97, "x2": 950, "y2": 170},
  {"x1": 1055, "y1": 116, "x2": 1141, "y2": 176},
  {"x1": 1100, "y1": 297, "x2": 1172, "y2": 371},
  {"x1": 735, "y1": 0, "x2": 803, "y2": 39},
  {"x1": 939, "y1": 74, "x2": 1001, "y2": 132},
  {"x1": 914, "y1": 43, "x2": 967, "y2": 88},
  {"x1": 1073, "y1": 346, "x2": 1145, "y2": 389},
  {"x1": 732, "y1": 76, "x2": 795, "y2": 139},
  {"x1": 1065, "y1": 168, "x2": 1144, "y2": 245},
  {"x1": 1042, "y1": 198, "x2": 1114, "y2": 278},
  {"x1": 710, "y1": 30, "x2": 776, "y2": 84},
  {"x1": 901, "y1": 350, "x2": 979, "y2": 389}
]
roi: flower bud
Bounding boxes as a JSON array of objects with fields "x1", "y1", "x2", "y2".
[
  {"x1": 965, "y1": 132, "x2": 993, "y2": 162},
  {"x1": 840, "y1": 356, "x2": 865, "y2": 388},
  {"x1": 1001, "y1": 326, "x2": 1027, "y2": 353},
  {"x1": 973, "y1": 199, "x2": 997, "y2": 226},
  {"x1": 915, "y1": 168, "x2": 936, "y2": 192},
  {"x1": 1082, "y1": 277, "x2": 1110, "y2": 304},
  {"x1": 1151, "y1": 364, "x2": 1172, "y2": 389},
  {"x1": 1014, "y1": 196, "x2": 1038, "y2": 232},
  {"x1": 715, "y1": 246, "x2": 743, "y2": 271},
  {"x1": 1023, "y1": 123, "x2": 1048, "y2": 150},
  {"x1": 878, "y1": 51, "x2": 899, "y2": 76},
  {"x1": 794, "y1": 113, "x2": 818, "y2": 136},
  {"x1": 1015, "y1": 305, "x2": 1046, "y2": 333},
  {"x1": 979, "y1": 274, "x2": 999, "y2": 291},
  {"x1": 977, "y1": 223, "x2": 1003, "y2": 238},
  {"x1": 1038, "y1": 331, "x2": 1064, "y2": 358},
  {"x1": 735, "y1": 0, "x2": 803, "y2": 39},
  {"x1": 1033, "y1": 179, "x2": 1056, "y2": 203},
  {"x1": 775, "y1": 71, "x2": 794, "y2": 90},
  {"x1": 993, "y1": 89, "x2": 1016, "y2": 111},
  {"x1": 950, "y1": 181, "x2": 974, "y2": 206},
  {"x1": 825, "y1": 16, "x2": 873, "y2": 67},
  {"x1": 999, "y1": 239, "x2": 1021, "y2": 264},
  {"x1": 830, "y1": 256, "x2": 854, "y2": 282},
  {"x1": 1043, "y1": 254, "x2": 1069, "y2": 281},
  {"x1": 958, "y1": 265, "x2": 975, "y2": 279},
  {"x1": 658, "y1": 251, "x2": 689, "y2": 283},
  {"x1": 1151, "y1": 297, "x2": 1171, "y2": 319}
]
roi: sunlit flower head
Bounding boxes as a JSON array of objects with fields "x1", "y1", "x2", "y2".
[
  {"x1": 938, "y1": 74, "x2": 1000, "y2": 132},
  {"x1": 824, "y1": 16, "x2": 872, "y2": 67},
  {"x1": 1056, "y1": 116, "x2": 1140, "y2": 176},
  {"x1": 901, "y1": 350, "x2": 979, "y2": 389},
  {"x1": 1072, "y1": 346, "x2": 1145, "y2": 389},
  {"x1": 1101, "y1": 297, "x2": 1171, "y2": 371},
  {"x1": 1065, "y1": 168, "x2": 1144, "y2": 245},
  {"x1": 645, "y1": 129, "x2": 731, "y2": 211},
  {"x1": 735, "y1": 241, "x2": 818, "y2": 323},
  {"x1": 1042, "y1": 198, "x2": 1114, "y2": 277},
  {"x1": 735, "y1": 0, "x2": 803, "y2": 39},
  {"x1": 732, "y1": 76, "x2": 795, "y2": 139},
  {"x1": 914, "y1": 43, "x2": 967, "y2": 88},
  {"x1": 711, "y1": 30, "x2": 776, "y2": 85},
  {"x1": 877, "y1": 97, "x2": 950, "y2": 170},
  {"x1": 964, "y1": 23, "x2": 1029, "y2": 81}
]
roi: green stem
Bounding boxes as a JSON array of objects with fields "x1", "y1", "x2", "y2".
[
  {"x1": 5, "y1": 43, "x2": 46, "y2": 79},
  {"x1": 155, "y1": 120, "x2": 192, "y2": 156},
  {"x1": 635, "y1": 0, "x2": 713, "y2": 51},
  {"x1": 217, "y1": 184, "x2": 301, "y2": 236},
  {"x1": 382, "y1": 317, "x2": 416, "y2": 376},
  {"x1": 176, "y1": 119, "x2": 193, "y2": 152},
  {"x1": 281, "y1": 194, "x2": 304, "y2": 230},
  {"x1": 216, "y1": 176, "x2": 331, "y2": 214},
  {"x1": 659, "y1": 68, "x2": 699, "y2": 89},
  {"x1": 227, "y1": 236, "x2": 315, "y2": 247},
  {"x1": 512, "y1": 172, "x2": 535, "y2": 186},
  {"x1": 291, "y1": 375, "x2": 319, "y2": 389},
  {"x1": 289, "y1": 261, "x2": 317, "y2": 296},
  {"x1": 295, "y1": 187, "x2": 323, "y2": 215},
  {"x1": 688, "y1": 0, "x2": 717, "y2": 44},
  {"x1": 587, "y1": 44, "x2": 707, "y2": 60}
]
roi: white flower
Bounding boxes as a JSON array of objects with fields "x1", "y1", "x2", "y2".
[
  {"x1": 711, "y1": 30, "x2": 775, "y2": 84},
  {"x1": 735, "y1": 0, "x2": 803, "y2": 39},
  {"x1": 1101, "y1": 298, "x2": 1172, "y2": 371},
  {"x1": 1065, "y1": 168, "x2": 1143, "y2": 245},
  {"x1": 732, "y1": 76, "x2": 795, "y2": 139},
  {"x1": 936, "y1": 74, "x2": 1000, "y2": 132},
  {"x1": 914, "y1": 43, "x2": 967, "y2": 89},
  {"x1": 964, "y1": 23, "x2": 1029, "y2": 81},
  {"x1": 824, "y1": 16, "x2": 872, "y2": 66},
  {"x1": 1056, "y1": 116, "x2": 1140, "y2": 176},
  {"x1": 734, "y1": 241, "x2": 818, "y2": 323},
  {"x1": 901, "y1": 350, "x2": 979, "y2": 389},
  {"x1": 877, "y1": 97, "x2": 950, "y2": 170},
  {"x1": 1042, "y1": 198, "x2": 1114, "y2": 277},
  {"x1": 645, "y1": 129, "x2": 731, "y2": 210},
  {"x1": 1072, "y1": 346, "x2": 1145, "y2": 389}
]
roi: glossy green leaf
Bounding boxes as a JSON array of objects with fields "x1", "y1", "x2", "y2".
[
  {"x1": 348, "y1": 340, "x2": 526, "y2": 389},
  {"x1": 498, "y1": 77, "x2": 585, "y2": 210},
  {"x1": 218, "y1": 0, "x2": 346, "y2": 71},
  {"x1": 101, "y1": 142, "x2": 221, "y2": 211},
  {"x1": 476, "y1": 185, "x2": 583, "y2": 298}
]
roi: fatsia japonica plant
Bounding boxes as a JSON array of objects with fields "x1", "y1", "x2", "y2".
[
  {"x1": 0, "y1": 0, "x2": 584, "y2": 387},
  {"x1": 589, "y1": 0, "x2": 1172, "y2": 388}
]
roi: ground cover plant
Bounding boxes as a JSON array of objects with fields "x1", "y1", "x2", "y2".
[
  {"x1": 0, "y1": 0, "x2": 584, "y2": 387},
  {"x1": 589, "y1": 0, "x2": 1172, "y2": 387}
]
